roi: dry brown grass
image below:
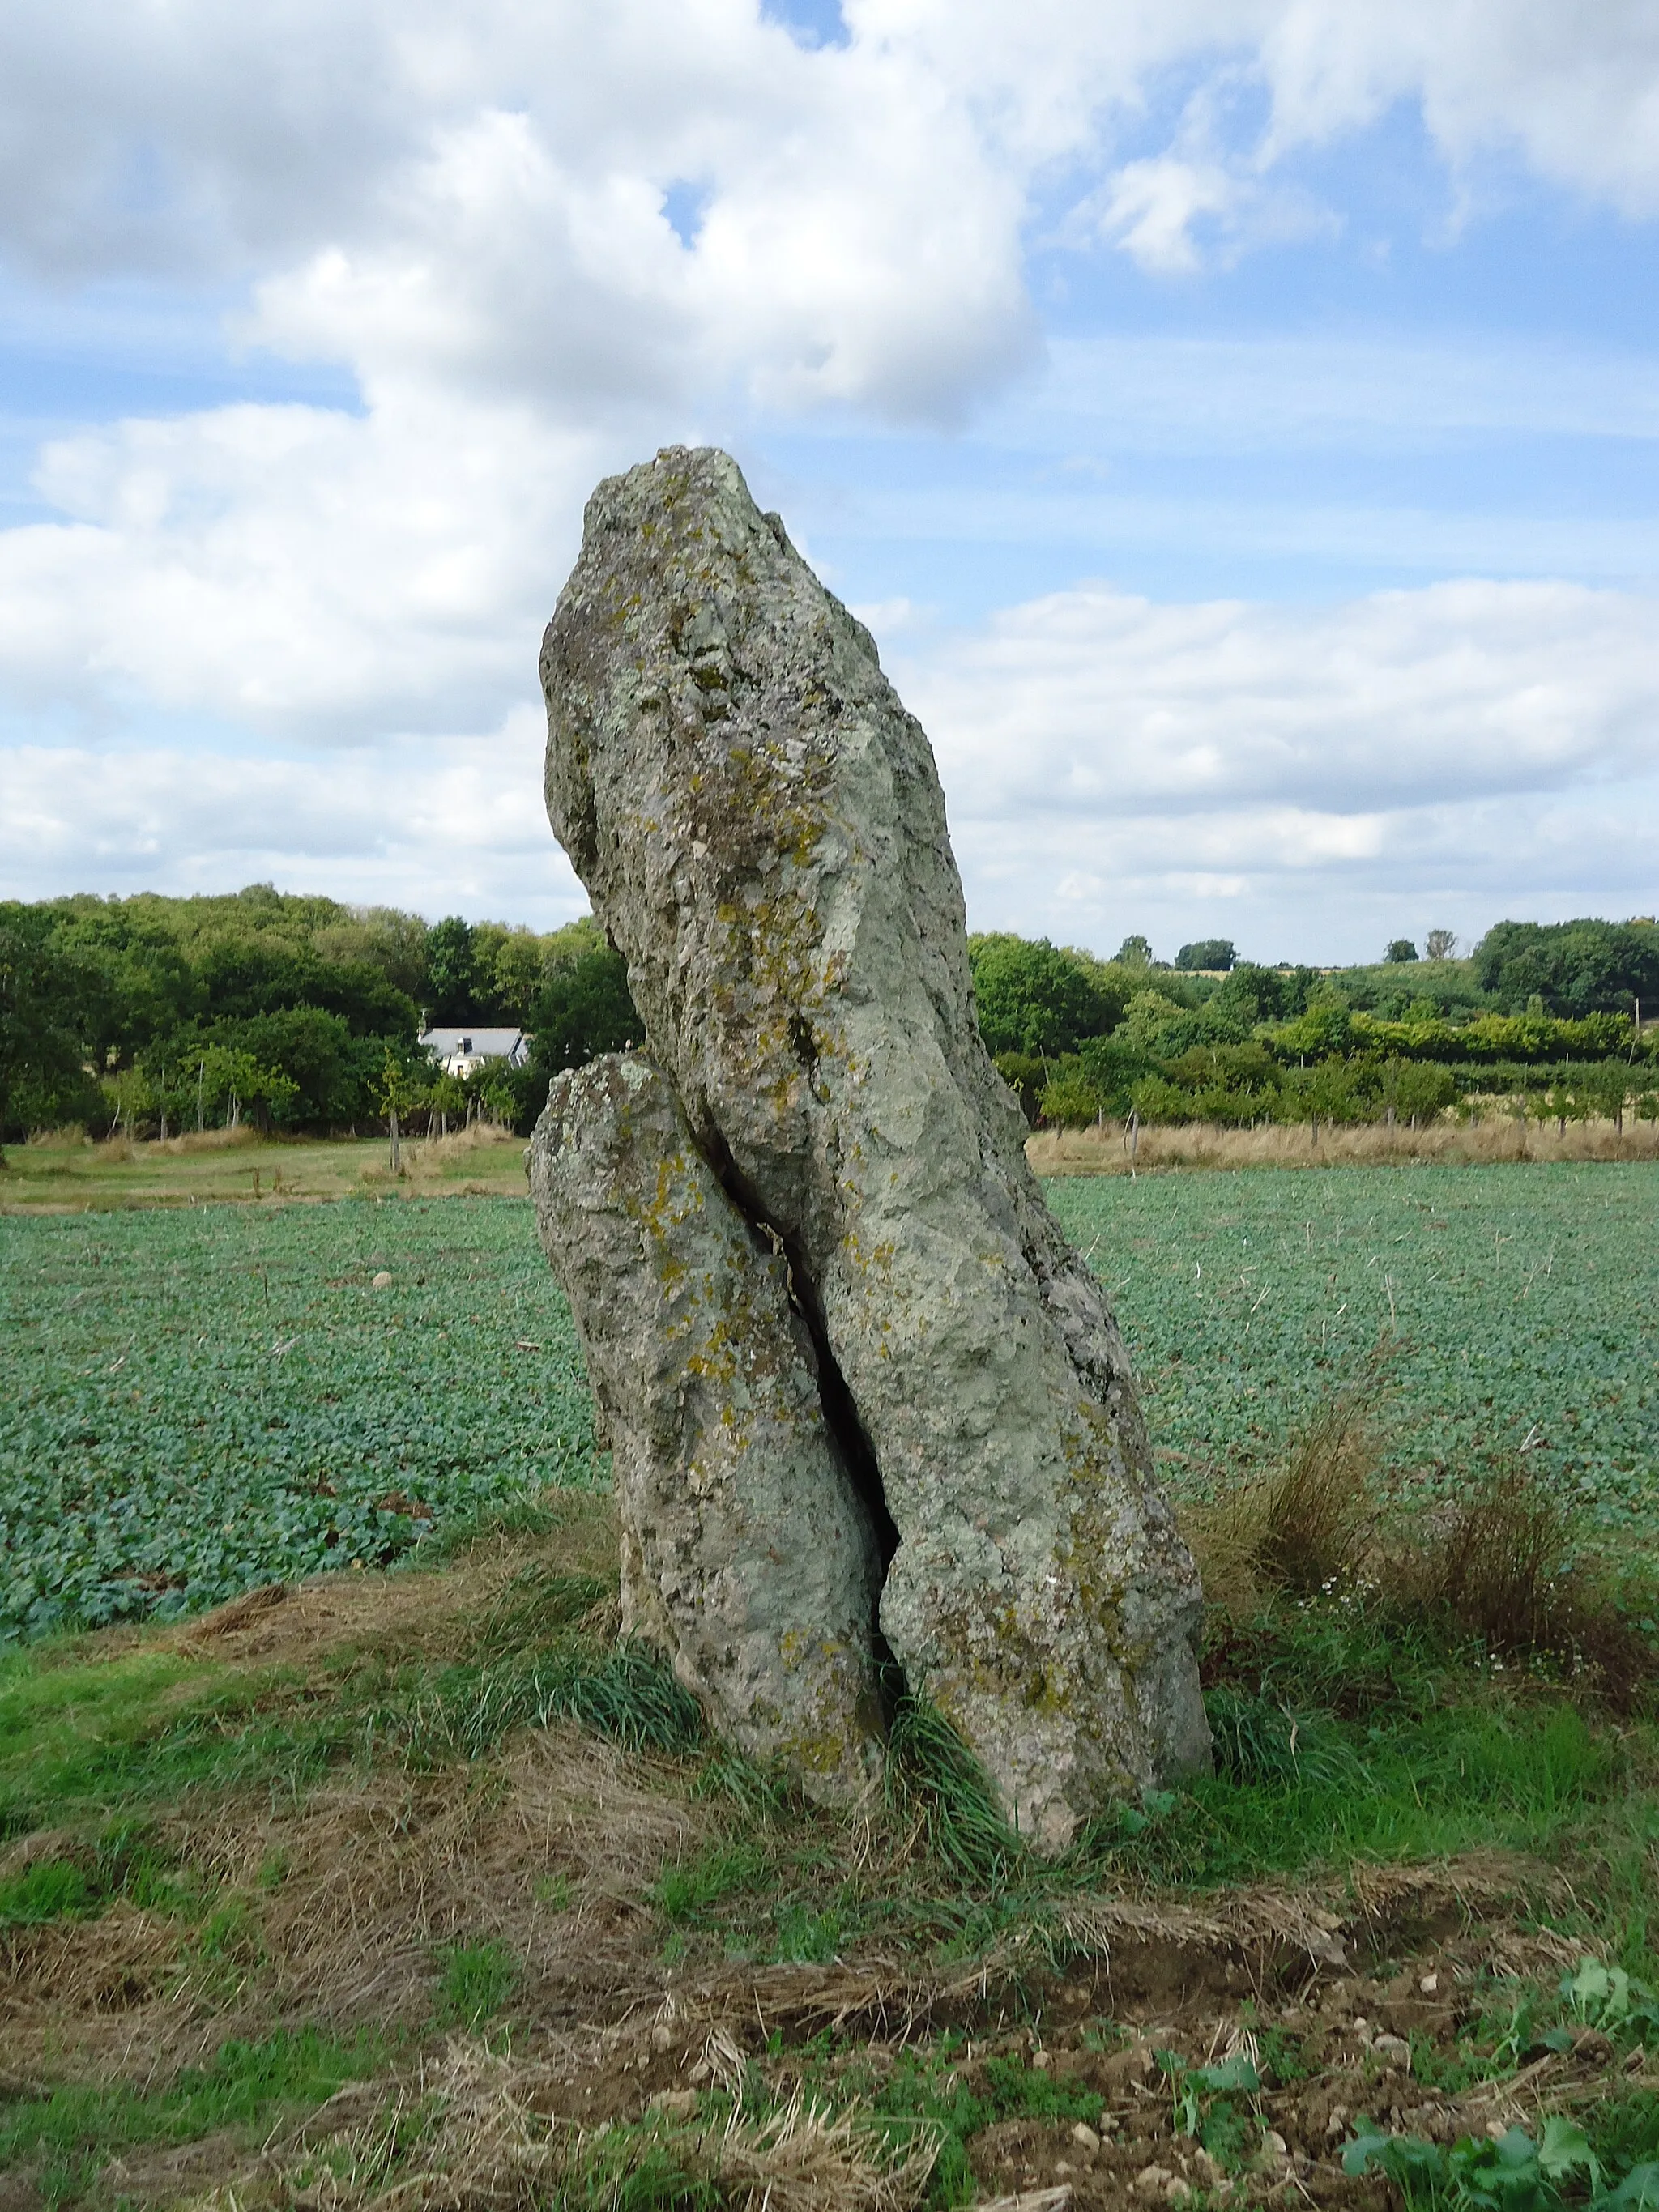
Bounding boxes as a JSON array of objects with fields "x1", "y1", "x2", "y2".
[
  {"x1": 1181, "y1": 1382, "x2": 1383, "y2": 1621},
  {"x1": 159, "y1": 1854, "x2": 1576, "y2": 2212},
  {"x1": 357, "y1": 1123, "x2": 526, "y2": 1191},
  {"x1": 1400, "y1": 1464, "x2": 1576, "y2": 1652},
  {"x1": 1029, "y1": 1112, "x2": 1659, "y2": 1177},
  {"x1": 228, "y1": 2038, "x2": 942, "y2": 2212},
  {"x1": 0, "y1": 1717, "x2": 714, "y2": 2090},
  {"x1": 1383, "y1": 1465, "x2": 1656, "y2": 1701},
  {"x1": 27, "y1": 1489, "x2": 619, "y2": 1684}
]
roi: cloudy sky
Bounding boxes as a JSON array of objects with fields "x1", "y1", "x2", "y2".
[{"x1": 2, "y1": 0, "x2": 1656, "y2": 964}]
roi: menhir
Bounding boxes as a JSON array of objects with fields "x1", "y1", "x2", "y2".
[{"x1": 530, "y1": 445, "x2": 1209, "y2": 1848}]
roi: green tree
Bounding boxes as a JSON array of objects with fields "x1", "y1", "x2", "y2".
[
  {"x1": 1473, "y1": 917, "x2": 1659, "y2": 1016},
  {"x1": 424, "y1": 916, "x2": 476, "y2": 1023},
  {"x1": 992, "y1": 1051, "x2": 1047, "y2": 1125},
  {"x1": 0, "y1": 915, "x2": 100, "y2": 1147},
  {"x1": 1175, "y1": 938, "x2": 1237, "y2": 971},
  {"x1": 1580, "y1": 1060, "x2": 1633, "y2": 1132},
  {"x1": 1211, "y1": 962, "x2": 1312, "y2": 1025},
  {"x1": 526, "y1": 940, "x2": 639, "y2": 1068},
  {"x1": 195, "y1": 1045, "x2": 299, "y2": 1134},
  {"x1": 1384, "y1": 938, "x2": 1419, "y2": 963},
  {"x1": 967, "y1": 935, "x2": 1126, "y2": 1055},
  {"x1": 428, "y1": 1070, "x2": 469, "y2": 1135},
  {"x1": 1037, "y1": 1062, "x2": 1105, "y2": 1127},
  {"x1": 372, "y1": 1047, "x2": 427, "y2": 1173},
  {"x1": 476, "y1": 927, "x2": 548, "y2": 1022},
  {"x1": 1382, "y1": 1058, "x2": 1457, "y2": 1127},
  {"x1": 1115, "y1": 933, "x2": 1154, "y2": 968}
]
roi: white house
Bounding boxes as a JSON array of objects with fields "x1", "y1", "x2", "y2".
[{"x1": 419, "y1": 1027, "x2": 531, "y2": 1079}]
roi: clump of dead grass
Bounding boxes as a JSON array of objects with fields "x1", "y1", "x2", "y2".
[
  {"x1": 1386, "y1": 1467, "x2": 1657, "y2": 1706},
  {"x1": 1183, "y1": 1380, "x2": 1382, "y2": 1621},
  {"x1": 1397, "y1": 1462, "x2": 1576, "y2": 1652}
]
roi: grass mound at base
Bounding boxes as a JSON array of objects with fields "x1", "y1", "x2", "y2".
[{"x1": 2, "y1": 1480, "x2": 1657, "y2": 2211}]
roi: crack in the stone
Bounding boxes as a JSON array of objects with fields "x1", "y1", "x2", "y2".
[{"x1": 696, "y1": 1123, "x2": 904, "y2": 1707}]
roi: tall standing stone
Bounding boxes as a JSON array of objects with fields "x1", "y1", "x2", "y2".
[{"x1": 538, "y1": 446, "x2": 1209, "y2": 1849}]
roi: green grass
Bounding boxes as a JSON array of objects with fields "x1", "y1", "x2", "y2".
[
  {"x1": 0, "y1": 1814, "x2": 184, "y2": 1926},
  {"x1": 0, "y1": 1196, "x2": 600, "y2": 1640},
  {"x1": 3, "y1": 1161, "x2": 1659, "y2": 2212},
  {"x1": 0, "y1": 1614, "x2": 702, "y2": 1845},
  {"x1": 0, "y1": 1631, "x2": 394, "y2": 1839},
  {"x1": 436, "y1": 1937, "x2": 519, "y2": 2027},
  {"x1": 849, "y1": 2038, "x2": 1109, "y2": 2207},
  {"x1": 4, "y1": 1558, "x2": 1658, "y2": 2209},
  {"x1": 0, "y1": 2027, "x2": 389, "y2": 2207},
  {"x1": 653, "y1": 1840, "x2": 770, "y2": 1924},
  {"x1": 1048, "y1": 1161, "x2": 1659, "y2": 1537}
]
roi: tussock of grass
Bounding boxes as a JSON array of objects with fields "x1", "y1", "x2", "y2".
[
  {"x1": 1388, "y1": 1460, "x2": 1657, "y2": 1700},
  {"x1": 884, "y1": 1692, "x2": 1020, "y2": 1886},
  {"x1": 1188, "y1": 1377, "x2": 1381, "y2": 1613},
  {"x1": 1420, "y1": 1461, "x2": 1576, "y2": 1647},
  {"x1": 436, "y1": 1937, "x2": 519, "y2": 2029},
  {"x1": 0, "y1": 1815, "x2": 180, "y2": 1928},
  {"x1": 371, "y1": 1643, "x2": 706, "y2": 1767}
]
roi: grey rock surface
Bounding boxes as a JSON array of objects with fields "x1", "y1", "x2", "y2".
[
  {"x1": 539, "y1": 445, "x2": 1209, "y2": 1848},
  {"x1": 528, "y1": 1052, "x2": 885, "y2": 1804}
]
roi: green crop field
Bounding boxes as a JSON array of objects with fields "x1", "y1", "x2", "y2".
[
  {"x1": 3, "y1": 1162, "x2": 1656, "y2": 1643},
  {"x1": 1051, "y1": 1160, "x2": 1659, "y2": 1533},
  {"x1": 0, "y1": 1197, "x2": 596, "y2": 1642}
]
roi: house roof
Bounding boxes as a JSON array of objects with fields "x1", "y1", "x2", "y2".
[{"x1": 420, "y1": 1027, "x2": 527, "y2": 1059}]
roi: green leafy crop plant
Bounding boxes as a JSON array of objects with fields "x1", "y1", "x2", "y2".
[
  {"x1": 0, "y1": 1196, "x2": 601, "y2": 1640},
  {"x1": 1047, "y1": 1161, "x2": 1659, "y2": 1540}
]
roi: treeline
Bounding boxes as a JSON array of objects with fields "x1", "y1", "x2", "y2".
[
  {"x1": 970, "y1": 921, "x2": 1659, "y2": 1133},
  {"x1": 4, "y1": 889, "x2": 1656, "y2": 1148},
  {"x1": 0, "y1": 887, "x2": 638, "y2": 1144}
]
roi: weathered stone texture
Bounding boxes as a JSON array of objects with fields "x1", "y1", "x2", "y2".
[
  {"x1": 538, "y1": 445, "x2": 1209, "y2": 1848},
  {"x1": 528, "y1": 1052, "x2": 885, "y2": 1804}
]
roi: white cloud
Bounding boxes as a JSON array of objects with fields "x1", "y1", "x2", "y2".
[
  {"x1": 0, "y1": 390, "x2": 612, "y2": 739},
  {"x1": 1, "y1": 0, "x2": 1657, "y2": 957},
  {"x1": 1094, "y1": 157, "x2": 1239, "y2": 275},
  {"x1": 0, "y1": 708, "x2": 589, "y2": 924},
  {"x1": 881, "y1": 578, "x2": 1659, "y2": 955},
  {"x1": 9, "y1": 573, "x2": 1655, "y2": 961},
  {"x1": 900, "y1": 578, "x2": 1659, "y2": 820},
  {"x1": 2, "y1": 2, "x2": 1657, "y2": 412}
]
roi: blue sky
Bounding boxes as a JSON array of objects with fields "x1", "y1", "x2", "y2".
[{"x1": 1, "y1": 0, "x2": 1656, "y2": 964}]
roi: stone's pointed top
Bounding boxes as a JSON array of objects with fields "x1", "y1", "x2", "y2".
[
  {"x1": 581, "y1": 444, "x2": 756, "y2": 539},
  {"x1": 536, "y1": 453, "x2": 1208, "y2": 1851}
]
